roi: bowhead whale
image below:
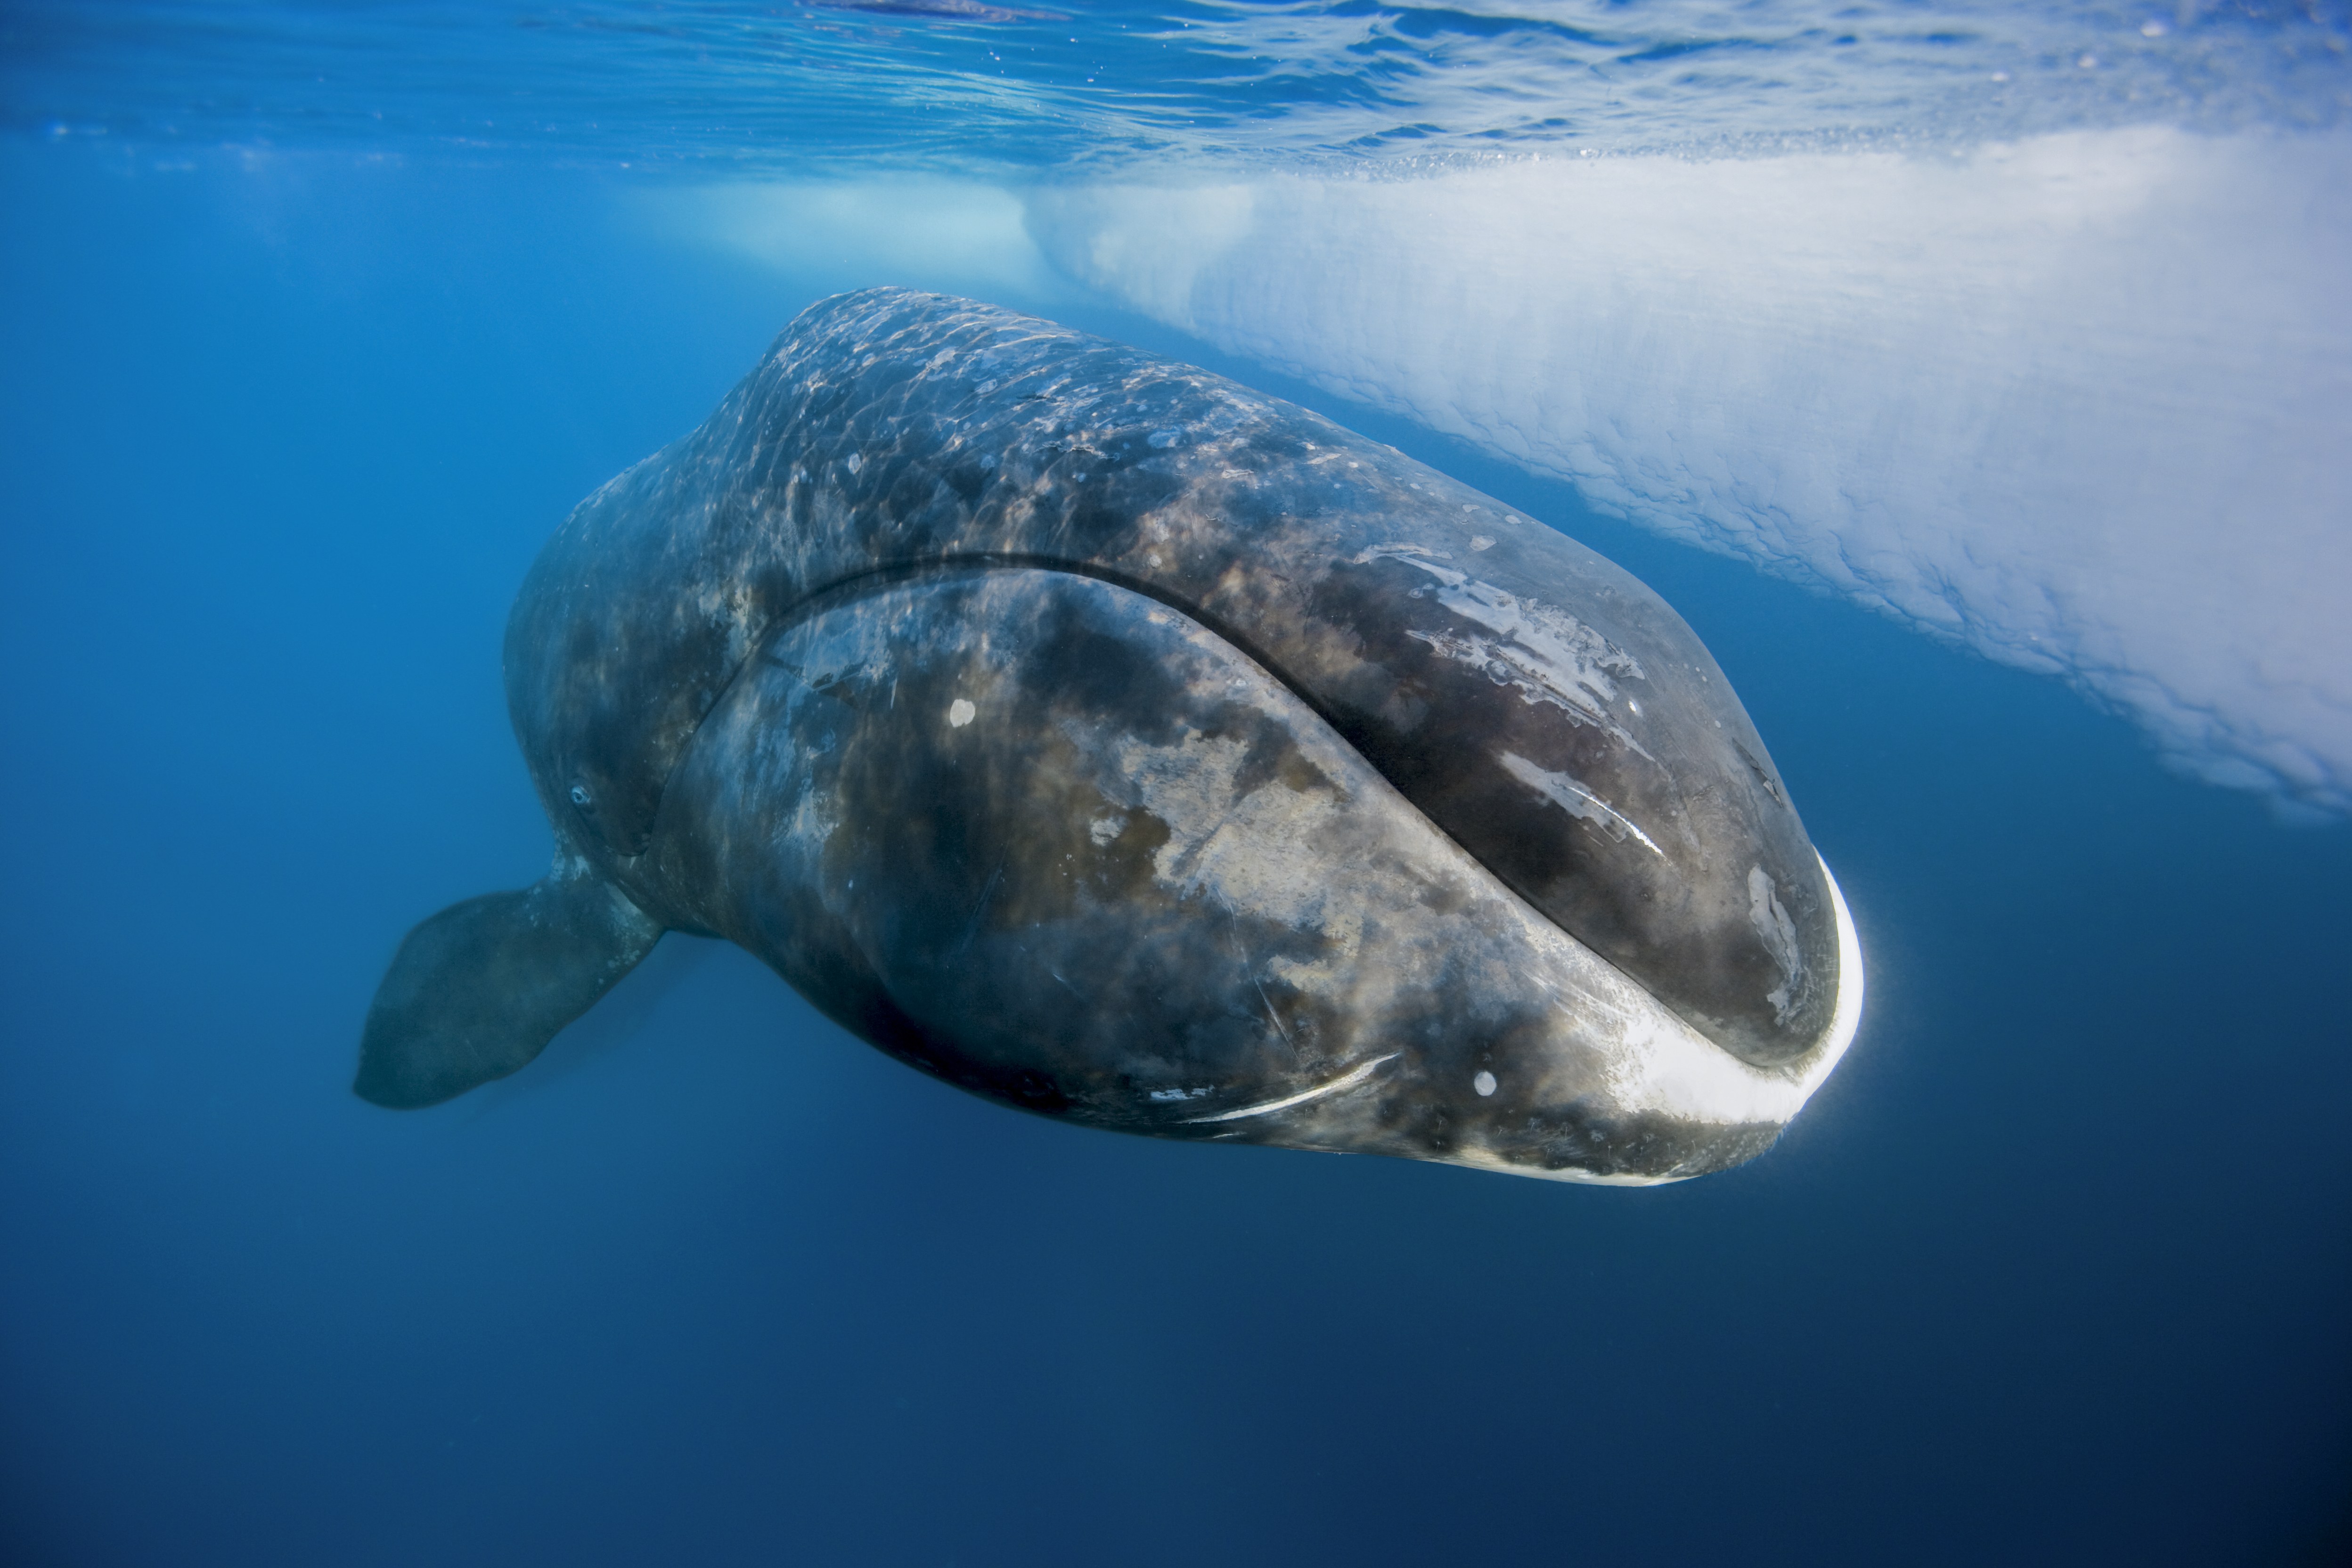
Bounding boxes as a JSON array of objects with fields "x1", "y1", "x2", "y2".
[{"x1": 358, "y1": 287, "x2": 1863, "y2": 1184}]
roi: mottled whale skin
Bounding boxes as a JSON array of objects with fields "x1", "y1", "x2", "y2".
[{"x1": 358, "y1": 287, "x2": 1863, "y2": 1184}]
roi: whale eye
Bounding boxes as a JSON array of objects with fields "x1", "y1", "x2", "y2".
[{"x1": 568, "y1": 782, "x2": 593, "y2": 809}]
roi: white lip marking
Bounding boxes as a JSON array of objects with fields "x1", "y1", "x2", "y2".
[
  {"x1": 1497, "y1": 751, "x2": 1665, "y2": 858},
  {"x1": 1813, "y1": 853, "x2": 1865, "y2": 1080},
  {"x1": 1182, "y1": 1054, "x2": 1399, "y2": 1124}
]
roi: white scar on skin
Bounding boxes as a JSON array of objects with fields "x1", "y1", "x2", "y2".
[
  {"x1": 1182, "y1": 1054, "x2": 1399, "y2": 1123},
  {"x1": 1748, "y1": 865, "x2": 1805, "y2": 1024},
  {"x1": 1497, "y1": 751, "x2": 1665, "y2": 857},
  {"x1": 1354, "y1": 545, "x2": 1650, "y2": 756}
]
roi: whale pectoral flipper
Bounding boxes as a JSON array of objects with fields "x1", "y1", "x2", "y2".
[{"x1": 354, "y1": 871, "x2": 662, "y2": 1109}]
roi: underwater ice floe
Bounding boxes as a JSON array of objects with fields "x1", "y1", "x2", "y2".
[{"x1": 1022, "y1": 127, "x2": 2352, "y2": 819}]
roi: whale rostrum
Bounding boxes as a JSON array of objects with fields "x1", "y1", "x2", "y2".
[{"x1": 358, "y1": 287, "x2": 1863, "y2": 1184}]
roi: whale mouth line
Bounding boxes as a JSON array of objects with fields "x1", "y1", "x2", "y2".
[
  {"x1": 1180, "y1": 1053, "x2": 1401, "y2": 1124},
  {"x1": 760, "y1": 551, "x2": 1304, "y2": 699},
  {"x1": 655, "y1": 550, "x2": 1334, "y2": 840}
]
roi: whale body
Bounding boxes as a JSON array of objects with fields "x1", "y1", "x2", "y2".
[{"x1": 358, "y1": 287, "x2": 1863, "y2": 1184}]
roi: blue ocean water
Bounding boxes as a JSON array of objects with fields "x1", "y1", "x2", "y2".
[{"x1": 3, "y1": 6, "x2": 2349, "y2": 1565}]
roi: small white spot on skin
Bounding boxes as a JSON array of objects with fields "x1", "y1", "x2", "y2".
[
  {"x1": 1473, "y1": 1070, "x2": 1498, "y2": 1097},
  {"x1": 948, "y1": 698, "x2": 976, "y2": 727},
  {"x1": 1088, "y1": 813, "x2": 1127, "y2": 845},
  {"x1": 845, "y1": 452, "x2": 864, "y2": 475},
  {"x1": 1348, "y1": 461, "x2": 1360, "y2": 468},
  {"x1": 1627, "y1": 698, "x2": 1642, "y2": 716},
  {"x1": 1470, "y1": 535, "x2": 1495, "y2": 551},
  {"x1": 1148, "y1": 429, "x2": 1181, "y2": 448},
  {"x1": 1147, "y1": 552, "x2": 1163, "y2": 568}
]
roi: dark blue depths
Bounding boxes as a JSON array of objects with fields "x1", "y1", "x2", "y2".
[{"x1": 1, "y1": 151, "x2": 2346, "y2": 1568}]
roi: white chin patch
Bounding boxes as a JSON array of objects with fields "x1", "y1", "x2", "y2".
[
  {"x1": 1467, "y1": 851, "x2": 1867, "y2": 1188},
  {"x1": 1808, "y1": 852, "x2": 1868, "y2": 1098}
]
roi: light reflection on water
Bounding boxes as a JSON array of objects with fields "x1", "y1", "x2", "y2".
[{"x1": 6, "y1": 0, "x2": 2349, "y2": 175}]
